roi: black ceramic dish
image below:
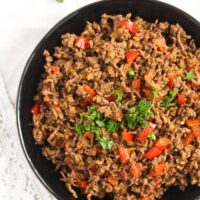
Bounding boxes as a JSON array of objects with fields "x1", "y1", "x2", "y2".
[{"x1": 16, "y1": 0, "x2": 200, "y2": 199}]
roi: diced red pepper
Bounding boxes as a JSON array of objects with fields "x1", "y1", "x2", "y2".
[
  {"x1": 153, "y1": 38, "x2": 167, "y2": 53},
  {"x1": 83, "y1": 84, "x2": 97, "y2": 99},
  {"x1": 96, "y1": 146, "x2": 102, "y2": 154},
  {"x1": 118, "y1": 20, "x2": 139, "y2": 34},
  {"x1": 78, "y1": 180, "x2": 88, "y2": 190},
  {"x1": 131, "y1": 79, "x2": 141, "y2": 90},
  {"x1": 31, "y1": 103, "x2": 40, "y2": 115},
  {"x1": 155, "y1": 137, "x2": 170, "y2": 151},
  {"x1": 138, "y1": 122, "x2": 156, "y2": 142},
  {"x1": 126, "y1": 50, "x2": 139, "y2": 64},
  {"x1": 186, "y1": 119, "x2": 200, "y2": 128},
  {"x1": 50, "y1": 65, "x2": 60, "y2": 72},
  {"x1": 167, "y1": 73, "x2": 175, "y2": 89},
  {"x1": 90, "y1": 165, "x2": 98, "y2": 173},
  {"x1": 145, "y1": 146, "x2": 162, "y2": 160},
  {"x1": 122, "y1": 131, "x2": 134, "y2": 142},
  {"x1": 182, "y1": 132, "x2": 194, "y2": 146},
  {"x1": 193, "y1": 129, "x2": 200, "y2": 137},
  {"x1": 177, "y1": 94, "x2": 186, "y2": 105},
  {"x1": 191, "y1": 92, "x2": 199, "y2": 100},
  {"x1": 118, "y1": 146, "x2": 129, "y2": 164},
  {"x1": 106, "y1": 176, "x2": 118, "y2": 186},
  {"x1": 80, "y1": 99, "x2": 93, "y2": 107},
  {"x1": 142, "y1": 89, "x2": 153, "y2": 100},
  {"x1": 150, "y1": 163, "x2": 166, "y2": 177},
  {"x1": 105, "y1": 94, "x2": 118, "y2": 101},
  {"x1": 129, "y1": 163, "x2": 143, "y2": 179},
  {"x1": 75, "y1": 36, "x2": 88, "y2": 50}
]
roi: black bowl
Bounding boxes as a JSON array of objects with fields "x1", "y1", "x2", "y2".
[{"x1": 16, "y1": 0, "x2": 200, "y2": 199}]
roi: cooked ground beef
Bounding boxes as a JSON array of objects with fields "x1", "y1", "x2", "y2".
[{"x1": 32, "y1": 13, "x2": 200, "y2": 200}]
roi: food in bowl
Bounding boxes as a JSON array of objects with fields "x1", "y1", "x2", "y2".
[{"x1": 31, "y1": 13, "x2": 200, "y2": 200}]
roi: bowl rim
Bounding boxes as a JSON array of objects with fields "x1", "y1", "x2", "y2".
[{"x1": 16, "y1": 0, "x2": 200, "y2": 199}]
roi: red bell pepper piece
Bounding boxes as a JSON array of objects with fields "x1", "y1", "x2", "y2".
[
  {"x1": 186, "y1": 119, "x2": 200, "y2": 128},
  {"x1": 122, "y1": 131, "x2": 134, "y2": 142},
  {"x1": 106, "y1": 176, "x2": 118, "y2": 186},
  {"x1": 155, "y1": 137, "x2": 171, "y2": 151},
  {"x1": 150, "y1": 163, "x2": 166, "y2": 177},
  {"x1": 153, "y1": 38, "x2": 167, "y2": 53},
  {"x1": 31, "y1": 103, "x2": 40, "y2": 115},
  {"x1": 50, "y1": 65, "x2": 60, "y2": 72},
  {"x1": 118, "y1": 20, "x2": 139, "y2": 34},
  {"x1": 131, "y1": 79, "x2": 141, "y2": 90},
  {"x1": 167, "y1": 73, "x2": 175, "y2": 89},
  {"x1": 182, "y1": 132, "x2": 194, "y2": 145},
  {"x1": 177, "y1": 94, "x2": 186, "y2": 105},
  {"x1": 138, "y1": 122, "x2": 156, "y2": 142},
  {"x1": 83, "y1": 84, "x2": 97, "y2": 99},
  {"x1": 144, "y1": 146, "x2": 162, "y2": 160},
  {"x1": 105, "y1": 94, "x2": 118, "y2": 101},
  {"x1": 129, "y1": 163, "x2": 143, "y2": 178},
  {"x1": 78, "y1": 180, "x2": 88, "y2": 190},
  {"x1": 126, "y1": 50, "x2": 139, "y2": 64},
  {"x1": 118, "y1": 146, "x2": 129, "y2": 164},
  {"x1": 138, "y1": 198, "x2": 150, "y2": 200},
  {"x1": 75, "y1": 36, "x2": 88, "y2": 50}
]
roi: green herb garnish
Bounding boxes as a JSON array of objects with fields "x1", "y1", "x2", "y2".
[
  {"x1": 116, "y1": 90, "x2": 123, "y2": 103},
  {"x1": 128, "y1": 69, "x2": 135, "y2": 77},
  {"x1": 56, "y1": 0, "x2": 64, "y2": 3},
  {"x1": 160, "y1": 91, "x2": 177, "y2": 107},
  {"x1": 98, "y1": 137, "x2": 114, "y2": 150},
  {"x1": 106, "y1": 119, "x2": 120, "y2": 133},
  {"x1": 183, "y1": 71, "x2": 196, "y2": 81},
  {"x1": 127, "y1": 100, "x2": 154, "y2": 129},
  {"x1": 153, "y1": 89, "x2": 158, "y2": 99},
  {"x1": 79, "y1": 113, "x2": 84, "y2": 123},
  {"x1": 74, "y1": 124, "x2": 85, "y2": 135},
  {"x1": 148, "y1": 132, "x2": 156, "y2": 141}
]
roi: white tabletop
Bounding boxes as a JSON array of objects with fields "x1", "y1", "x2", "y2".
[{"x1": 0, "y1": 1, "x2": 200, "y2": 199}]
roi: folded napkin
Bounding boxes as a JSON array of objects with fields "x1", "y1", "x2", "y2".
[{"x1": 0, "y1": 75, "x2": 55, "y2": 200}]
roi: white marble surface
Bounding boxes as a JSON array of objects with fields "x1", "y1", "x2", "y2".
[{"x1": 0, "y1": 0, "x2": 200, "y2": 199}]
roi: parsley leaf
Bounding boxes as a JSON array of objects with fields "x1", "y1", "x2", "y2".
[
  {"x1": 98, "y1": 137, "x2": 114, "y2": 150},
  {"x1": 74, "y1": 124, "x2": 85, "y2": 135},
  {"x1": 56, "y1": 0, "x2": 64, "y2": 3},
  {"x1": 79, "y1": 113, "x2": 84, "y2": 123},
  {"x1": 127, "y1": 100, "x2": 154, "y2": 129},
  {"x1": 153, "y1": 89, "x2": 158, "y2": 99},
  {"x1": 128, "y1": 69, "x2": 135, "y2": 77},
  {"x1": 160, "y1": 91, "x2": 177, "y2": 107},
  {"x1": 116, "y1": 90, "x2": 123, "y2": 103},
  {"x1": 183, "y1": 71, "x2": 196, "y2": 81},
  {"x1": 106, "y1": 119, "x2": 120, "y2": 133},
  {"x1": 148, "y1": 132, "x2": 156, "y2": 141}
]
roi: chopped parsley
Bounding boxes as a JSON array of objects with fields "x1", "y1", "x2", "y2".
[
  {"x1": 98, "y1": 137, "x2": 114, "y2": 150},
  {"x1": 116, "y1": 90, "x2": 123, "y2": 103},
  {"x1": 127, "y1": 100, "x2": 154, "y2": 129},
  {"x1": 128, "y1": 69, "x2": 135, "y2": 77},
  {"x1": 106, "y1": 119, "x2": 120, "y2": 133},
  {"x1": 148, "y1": 132, "x2": 156, "y2": 141},
  {"x1": 56, "y1": 0, "x2": 64, "y2": 2},
  {"x1": 74, "y1": 106, "x2": 116, "y2": 150},
  {"x1": 183, "y1": 71, "x2": 196, "y2": 81},
  {"x1": 74, "y1": 124, "x2": 85, "y2": 135},
  {"x1": 79, "y1": 113, "x2": 84, "y2": 123},
  {"x1": 153, "y1": 89, "x2": 158, "y2": 99},
  {"x1": 110, "y1": 90, "x2": 125, "y2": 109},
  {"x1": 160, "y1": 91, "x2": 177, "y2": 107}
]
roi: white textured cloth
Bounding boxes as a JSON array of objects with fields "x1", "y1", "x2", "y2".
[{"x1": 0, "y1": 0, "x2": 200, "y2": 199}]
